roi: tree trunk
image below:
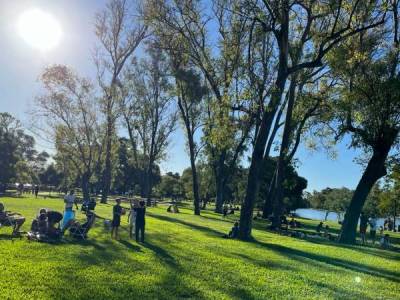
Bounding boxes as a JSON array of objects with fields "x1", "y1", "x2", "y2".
[
  {"x1": 238, "y1": 3, "x2": 289, "y2": 240},
  {"x1": 262, "y1": 171, "x2": 276, "y2": 218},
  {"x1": 145, "y1": 162, "x2": 153, "y2": 206},
  {"x1": 238, "y1": 94, "x2": 282, "y2": 239},
  {"x1": 214, "y1": 154, "x2": 226, "y2": 213},
  {"x1": 215, "y1": 175, "x2": 224, "y2": 213},
  {"x1": 339, "y1": 148, "x2": 391, "y2": 244},
  {"x1": 101, "y1": 115, "x2": 113, "y2": 204},
  {"x1": 189, "y1": 144, "x2": 201, "y2": 215},
  {"x1": 271, "y1": 74, "x2": 297, "y2": 229},
  {"x1": 81, "y1": 171, "x2": 91, "y2": 202}
]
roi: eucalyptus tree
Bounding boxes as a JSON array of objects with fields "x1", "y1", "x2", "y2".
[
  {"x1": 145, "y1": 0, "x2": 253, "y2": 213},
  {"x1": 122, "y1": 45, "x2": 177, "y2": 202},
  {"x1": 34, "y1": 65, "x2": 103, "y2": 201},
  {"x1": 174, "y1": 67, "x2": 208, "y2": 215},
  {"x1": 326, "y1": 1, "x2": 400, "y2": 244},
  {"x1": 238, "y1": 0, "x2": 387, "y2": 239},
  {"x1": 94, "y1": 0, "x2": 147, "y2": 203}
]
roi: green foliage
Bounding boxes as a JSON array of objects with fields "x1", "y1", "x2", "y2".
[
  {"x1": 307, "y1": 187, "x2": 353, "y2": 213},
  {"x1": 157, "y1": 172, "x2": 184, "y2": 199},
  {"x1": 0, "y1": 113, "x2": 48, "y2": 187},
  {"x1": 258, "y1": 157, "x2": 308, "y2": 211}
]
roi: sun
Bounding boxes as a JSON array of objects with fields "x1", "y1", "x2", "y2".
[{"x1": 18, "y1": 9, "x2": 62, "y2": 51}]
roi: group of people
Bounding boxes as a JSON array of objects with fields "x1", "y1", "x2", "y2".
[
  {"x1": 17, "y1": 183, "x2": 40, "y2": 198},
  {"x1": 111, "y1": 198, "x2": 146, "y2": 243},
  {"x1": 360, "y1": 213, "x2": 392, "y2": 248},
  {"x1": 316, "y1": 222, "x2": 331, "y2": 237},
  {"x1": 222, "y1": 205, "x2": 239, "y2": 217},
  {"x1": 383, "y1": 218, "x2": 399, "y2": 232}
]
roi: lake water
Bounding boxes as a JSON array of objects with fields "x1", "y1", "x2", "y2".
[{"x1": 292, "y1": 208, "x2": 400, "y2": 228}]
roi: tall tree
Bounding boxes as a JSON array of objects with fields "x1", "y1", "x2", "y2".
[
  {"x1": 94, "y1": 0, "x2": 147, "y2": 203},
  {"x1": 34, "y1": 65, "x2": 103, "y2": 201},
  {"x1": 146, "y1": 0, "x2": 252, "y2": 213},
  {"x1": 330, "y1": 1, "x2": 400, "y2": 243},
  {"x1": 238, "y1": 0, "x2": 387, "y2": 239},
  {"x1": 122, "y1": 44, "x2": 177, "y2": 203}
]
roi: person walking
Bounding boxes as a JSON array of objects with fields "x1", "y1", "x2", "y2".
[{"x1": 134, "y1": 200, "x2": 146, "y2": 243}]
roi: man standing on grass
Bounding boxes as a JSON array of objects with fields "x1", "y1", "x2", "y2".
[
  {"x1": 369, "y1": 216, "x2": 378, "y2": 244},
  {"x1": 134, "y1": 200, "x2": 146, "y2": 243}
]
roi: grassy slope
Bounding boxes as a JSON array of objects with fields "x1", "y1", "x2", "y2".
[{"x1": 0, "y1": 196, "x2": 399, "y2": 300}]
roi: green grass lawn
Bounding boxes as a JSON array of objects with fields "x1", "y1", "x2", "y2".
[{"x1": 0, "y1": 195, "x2": 399, "y2": 299}]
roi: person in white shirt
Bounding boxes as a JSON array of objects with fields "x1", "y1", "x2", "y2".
[
  {"x1": 62, "y1": 190, "x2": 78, "y2": 229},
  {"x1": 128, "y1": 199, "x2": 137, "y2": 239}
]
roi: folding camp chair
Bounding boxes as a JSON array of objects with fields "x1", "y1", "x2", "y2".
[{"x1": 69, "y1": 212, "x2": 96, "y2": 240}]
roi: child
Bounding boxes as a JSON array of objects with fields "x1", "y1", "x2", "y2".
[
  {"x1": 128, "y1": 200, "x2": 137, "y2": 239},
  {"x1": 111, "y1": 199, "x2": 123, "y2": 240}
]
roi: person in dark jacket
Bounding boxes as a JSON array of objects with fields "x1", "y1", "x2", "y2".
[
  {"x1": 111, "y1": 199, "x2": 123, "y2": 240},
  {"x1": 134, "y1": 200, "x2": 146, "y2": 243}
]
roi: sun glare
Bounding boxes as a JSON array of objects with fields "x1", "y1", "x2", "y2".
[{"x1": 18, "y1": 9, "x2": 62, "y2": 51}]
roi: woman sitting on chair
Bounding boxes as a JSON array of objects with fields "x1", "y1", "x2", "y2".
[{"x1": 0, "y1": 202, "x2": 25, "y2": 236}]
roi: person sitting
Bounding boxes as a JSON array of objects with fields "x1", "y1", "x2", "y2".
[
  {"x1": 380, "y1": 234, "x2": 390, "y2": 249},
  {"x1": 295, "y1": 220, "x2": 302, "y2": 228},
  {"x1": 253, "y1": 211, "x2": 262, "y2": 220},
  {"x1": 0, "y1": 202, "x2": 25, "y2": 236},
  {"x1": 223, "y1": 222, "x2": 239, "y2": 239},
  {"x1": 379, "y1": 226, "x2": 384, "y2": 235},
  {"x1": 289, "y1": 217, "x2": 296, "y2": 228},
  {"x1": 323, "y1": 225, "x2": 330, "y2": 237},
  {"x1": 280, "y1": 215, "x2": 288, "y2": 230},
  {"x1": 229, "y1": 222, "x2": 239, "y2": 238},
  {"x1": 65, "y1": 211, "x2": 95, "y2": 239},
  {"x1": 223, "y1": 205, "x2": 228, "y2": 217},
  {"x1": 316, "y1": 221, "x2": 324, "y2": 233}
]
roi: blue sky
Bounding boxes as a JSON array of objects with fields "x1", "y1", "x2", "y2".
[{"x1": 0, "y1": 0, "x2": 365, "y2": 192}]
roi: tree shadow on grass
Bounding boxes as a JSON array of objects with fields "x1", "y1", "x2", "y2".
[
  {"x1": 252, "y1": 239, "x2": 400, "y2": 283},
  {"x1": 117, "y1": 239, "x2": 141, "y2": 252},
  {"x1": 306, "y1": 278, "x2": 374, "y2": 300},
  {"x1": 148, "y1": 212, "x2": 225, "y2": 237},
  {"x1": 142, "y1": 240, "x2": 178, "y2": 269},
  {"x1": 231, "y1": 252, "x2": 297, "y2": 271}
]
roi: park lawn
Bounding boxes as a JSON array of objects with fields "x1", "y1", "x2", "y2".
[{"x1": 0, "y1": 196, "x2": 399, "y2": 300}]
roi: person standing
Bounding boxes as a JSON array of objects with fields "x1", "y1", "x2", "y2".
[
  {"x1": 111, "y1": 199, "x2": 123, "y2": 240},
  {"x1": 369, "y1": 216, "x2": 378, "y2": 244},
  {"x1": 359, "y1": 212, "x2": 368, "y2": 245},
  {"x1": 34, "y1": 185, "x2": 39, "y2": 198},
  {"x1": 62, "y1": 190, "x2": 78, "y2": 229},
  {"x1": 134, "y1": 200, "x2": 146, "y2": 243},
  {"x1": 128, "y1": 200, "x2": 137, "y2": 239}
]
